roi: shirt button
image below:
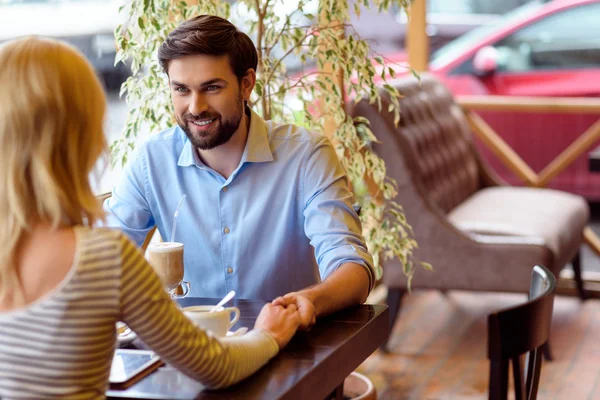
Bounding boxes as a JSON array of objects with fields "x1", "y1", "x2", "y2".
[
  {"x1": 224, "y1": 227, "x2": 230, "y2": 234},
  {"x1": 227, "y1": 267, "x2": 233, "y2": 274},
  {"x1": 222, "y1": 186, "x2": 228, "y2": 193}
]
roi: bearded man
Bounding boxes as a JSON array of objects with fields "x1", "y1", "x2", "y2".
[{"x1": 105, "y1": 15, "x2": 374, "y2": 330}]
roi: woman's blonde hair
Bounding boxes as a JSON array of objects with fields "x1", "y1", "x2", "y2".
[{"x1": 0, "y1": 36, "x2": 108, "y2": 303}]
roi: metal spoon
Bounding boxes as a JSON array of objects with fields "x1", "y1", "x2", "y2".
[{"x1": 210, "y1": 290, "x2": 236, "y2": 313}]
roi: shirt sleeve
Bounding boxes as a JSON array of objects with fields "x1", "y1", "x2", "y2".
[
  {"x1": 302, "y1": 135, "x2": 375, "y2": 292},
  {"x1": 118, "y1": 234, "x2": 279, "y2": 389},
  {"x1": 103, "y1": 146, "x2": 155, "y2": 246}
]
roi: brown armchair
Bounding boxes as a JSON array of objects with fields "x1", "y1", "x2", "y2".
[{"x1": 352, "y1": 74, "x2": 588, "y2": 349}]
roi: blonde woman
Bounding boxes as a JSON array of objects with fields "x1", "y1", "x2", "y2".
[{"x1": 0, "y1": 36, "x2": 300, "y2": 399}]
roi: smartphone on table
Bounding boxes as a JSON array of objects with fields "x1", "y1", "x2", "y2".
[{"x1": 109, "y1": 349, "x2": 164, "y2": 389}]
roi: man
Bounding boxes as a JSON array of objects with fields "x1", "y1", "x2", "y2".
[{"x1": 105, "y1": 15, "x2": 374, "y2": 330}]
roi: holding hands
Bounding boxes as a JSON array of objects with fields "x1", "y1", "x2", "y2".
[
  {"x1": 254, "y1": 291, "x2": 318, "y2": 349},
  {"x1": 254, "y1": 302, "x2": 301, "y2": 349},
  {"x1": 272, "y1": 292, "x2": 316, "y2": 331}
]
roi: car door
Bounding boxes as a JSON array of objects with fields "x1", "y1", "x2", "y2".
[
  {"x1": 485, "y1": 2, "x2": 600, "y2": 97},
  {"x1": 467, "y1": 2, "x2": 600, "y2": 199}
]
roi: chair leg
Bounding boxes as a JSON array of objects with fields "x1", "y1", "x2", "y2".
[
  {"x1": 380, "y1": 288, "x2": 405, "y2": 353},
  {"x1": 542, "y1": 342, "x2": 553, "y2": 361},
  {"x1": 489, "y1": 358, "x2": 509, "y2": 400},
  {"x1": 572, "y1": 250, "x2": 588, "y2": 301}
]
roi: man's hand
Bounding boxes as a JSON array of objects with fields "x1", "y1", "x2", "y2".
[
  {"x1": 254, "y1": 303, "x2": 301, "y2": 349},
  {"x1": 272, "y1": 292, "x2": 316, "y2": 331}
]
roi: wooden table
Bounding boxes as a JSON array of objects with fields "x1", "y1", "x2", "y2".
[{"x1": 107, "y1": 298, "x2": 388, "y2": 400}]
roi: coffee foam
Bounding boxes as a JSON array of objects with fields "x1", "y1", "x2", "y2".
[{"x1": 148, "y1": 242, "x2": 184, "y2": 252}]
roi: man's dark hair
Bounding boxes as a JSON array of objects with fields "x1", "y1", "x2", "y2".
[{"x1": 158, "y1": 15, "x2": 258, "y2": 80}]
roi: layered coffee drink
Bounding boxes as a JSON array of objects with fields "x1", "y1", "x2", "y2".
[{"x1": 147, "y1": 242, "x2": 184, "y2": 291}]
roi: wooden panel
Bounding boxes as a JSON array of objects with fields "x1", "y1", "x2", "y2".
[
  {"x1": 458, "y1": 96, "x2": 600, "y2": 114},
  {"x1": 406, "y1": 0, "x2": 428, "y2": 72},
  {"x1": 405, "y1": 0, "x2": 429, "y2": 72},
  {"x1": 585, "y1": 227, "x2": 600, "y2": 257},
  {"x1": 536, "y1": 118, "x2": 600, "y2": 187},
  {"x1": 464, "y1": 111, "x2": 538, "y2": 185}
]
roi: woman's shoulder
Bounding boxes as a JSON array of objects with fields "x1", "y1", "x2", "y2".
[
  {"x1": 76, "y1": 226, "x2": 131, "y2": 255},
  {"x1": 78, "y1": 225, "x2": 122, "y2": 241}
]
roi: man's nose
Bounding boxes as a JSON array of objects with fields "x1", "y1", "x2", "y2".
[{"x1": 189, "y1": 93, "x2": 208, "y2": 116}]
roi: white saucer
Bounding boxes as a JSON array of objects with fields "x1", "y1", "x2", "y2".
[
  {"x1": 226, "y1": 327, "x2": 248, "y2": 337},
  {"x1": 116, "y1": 322, "x2": 137, "y2": 347}
]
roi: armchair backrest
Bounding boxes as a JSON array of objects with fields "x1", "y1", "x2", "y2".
[
  {"x1": 352, "y1": 73, "x2": 512, "y2": 289},
  {"x1": 354, "y1": 73, "x2": 488, "y2": 214}
]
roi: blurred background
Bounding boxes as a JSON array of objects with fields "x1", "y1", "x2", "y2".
[{"x1": 1, "y1": 0, "x2": 598, "y2": 199}]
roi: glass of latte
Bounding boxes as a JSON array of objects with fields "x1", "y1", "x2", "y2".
[{"x1": 147, "y1": 242, "x2": 190, "y2": 298}]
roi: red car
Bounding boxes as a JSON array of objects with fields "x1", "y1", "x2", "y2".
[{"x1": 387, "y1": 0, "x2": 600, "y2": 199}]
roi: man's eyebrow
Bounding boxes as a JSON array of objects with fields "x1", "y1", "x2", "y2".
[
  {"x1": 170, "y1": 79, "x2": 227, "y2": 88},
  {"x1": 199, "y1": 78, "x2": 227, "y2": 87}
]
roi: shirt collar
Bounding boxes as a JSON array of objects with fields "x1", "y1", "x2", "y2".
[
  {"x1": 241, "y1": 108, "x2": 274, "y2": 164},
  {"x1": 177, "y1": 130, "x2": 199, "y2": 167},
  {"x1": 177, "y1": 107, "x2": 273, "y2": 168}
]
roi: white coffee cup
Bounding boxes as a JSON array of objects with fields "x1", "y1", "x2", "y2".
[{"x1": 183, "y1": 305, "x2": 240, "y2": 337}]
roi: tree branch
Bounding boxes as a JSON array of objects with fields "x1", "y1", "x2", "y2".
[
  {"x1": 266, "y1": 0, "x2": 311, "y2": 58},
  {"x1": 261, "y1": 22, "x2": 348, "y2": 91},
  {"x1": 254, "y1": 0, "x2": 271, "y2": 119}
]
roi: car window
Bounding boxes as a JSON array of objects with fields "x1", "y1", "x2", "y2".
[
  {"x1": 493, "y1": 3, "x2": 600, "y2": 72},
  {"x1": 430, "y1": 0, "x2": 544, "y2": 69},
  {"x1": 429, "y1": 0, "x2": 531, "y2": 15}
]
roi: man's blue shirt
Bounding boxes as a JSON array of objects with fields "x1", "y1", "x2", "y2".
[{"x1": 105, "y1": 109, "x2": 374, "y2": 300}]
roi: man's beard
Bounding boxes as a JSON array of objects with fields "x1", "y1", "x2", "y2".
[{"x1": 177, "y1": 95, "x2": 244, "y2": 150}]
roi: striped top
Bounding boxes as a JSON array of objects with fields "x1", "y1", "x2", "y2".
[{"x1": 0, "y1": 227, "x2": 279, "y2": 399}]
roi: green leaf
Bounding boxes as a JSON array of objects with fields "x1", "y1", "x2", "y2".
[
  {"x1": 420, "y1": 262, "x2": 434, "y2": 271},
  {"x1": 152, "y1": 18, "x2": 161, "y2": 31},
  {"x1": 255, "y1": 80, "x2": 263, "y2": 96},
  {"x1": 410, "y1": 68, "x2": 421, "y2": 81}
]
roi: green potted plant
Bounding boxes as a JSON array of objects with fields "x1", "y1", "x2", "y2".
[{"x1": 112, "y1": 0, "x2": 429, "y2": 286}]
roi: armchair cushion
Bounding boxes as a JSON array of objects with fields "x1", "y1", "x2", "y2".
[{"x1": 448, "y1": 186, "x2": 589, "y2": 272}]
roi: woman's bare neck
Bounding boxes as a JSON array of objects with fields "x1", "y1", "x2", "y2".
[{"x1": 0, "y1": 224, "x2": 77, "y2": 312}]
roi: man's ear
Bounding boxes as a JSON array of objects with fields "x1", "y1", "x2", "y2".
[{"x1": 241, "y1": 68, "x2": 256, "y2": 101}]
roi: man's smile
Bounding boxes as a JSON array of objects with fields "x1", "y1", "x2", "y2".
[{"x1": 190, "y1": 118, "x2": 217, "y2": 130}]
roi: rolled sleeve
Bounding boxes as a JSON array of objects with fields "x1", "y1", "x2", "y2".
[
  {"x1": 103, "y1": 146, "x2": 155, "y2": 246},
  {"x1": 302, "y1": 136, "x2": 375, "y2": 291}
]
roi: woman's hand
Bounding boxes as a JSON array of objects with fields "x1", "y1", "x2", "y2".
[{"x1": 254, "y1": 303, "x2": 302, "y2": 349}]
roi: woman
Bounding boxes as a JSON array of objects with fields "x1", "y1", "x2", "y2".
[{"x1": 0, "y1": 36, "x2": 300, "y2": 399}]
